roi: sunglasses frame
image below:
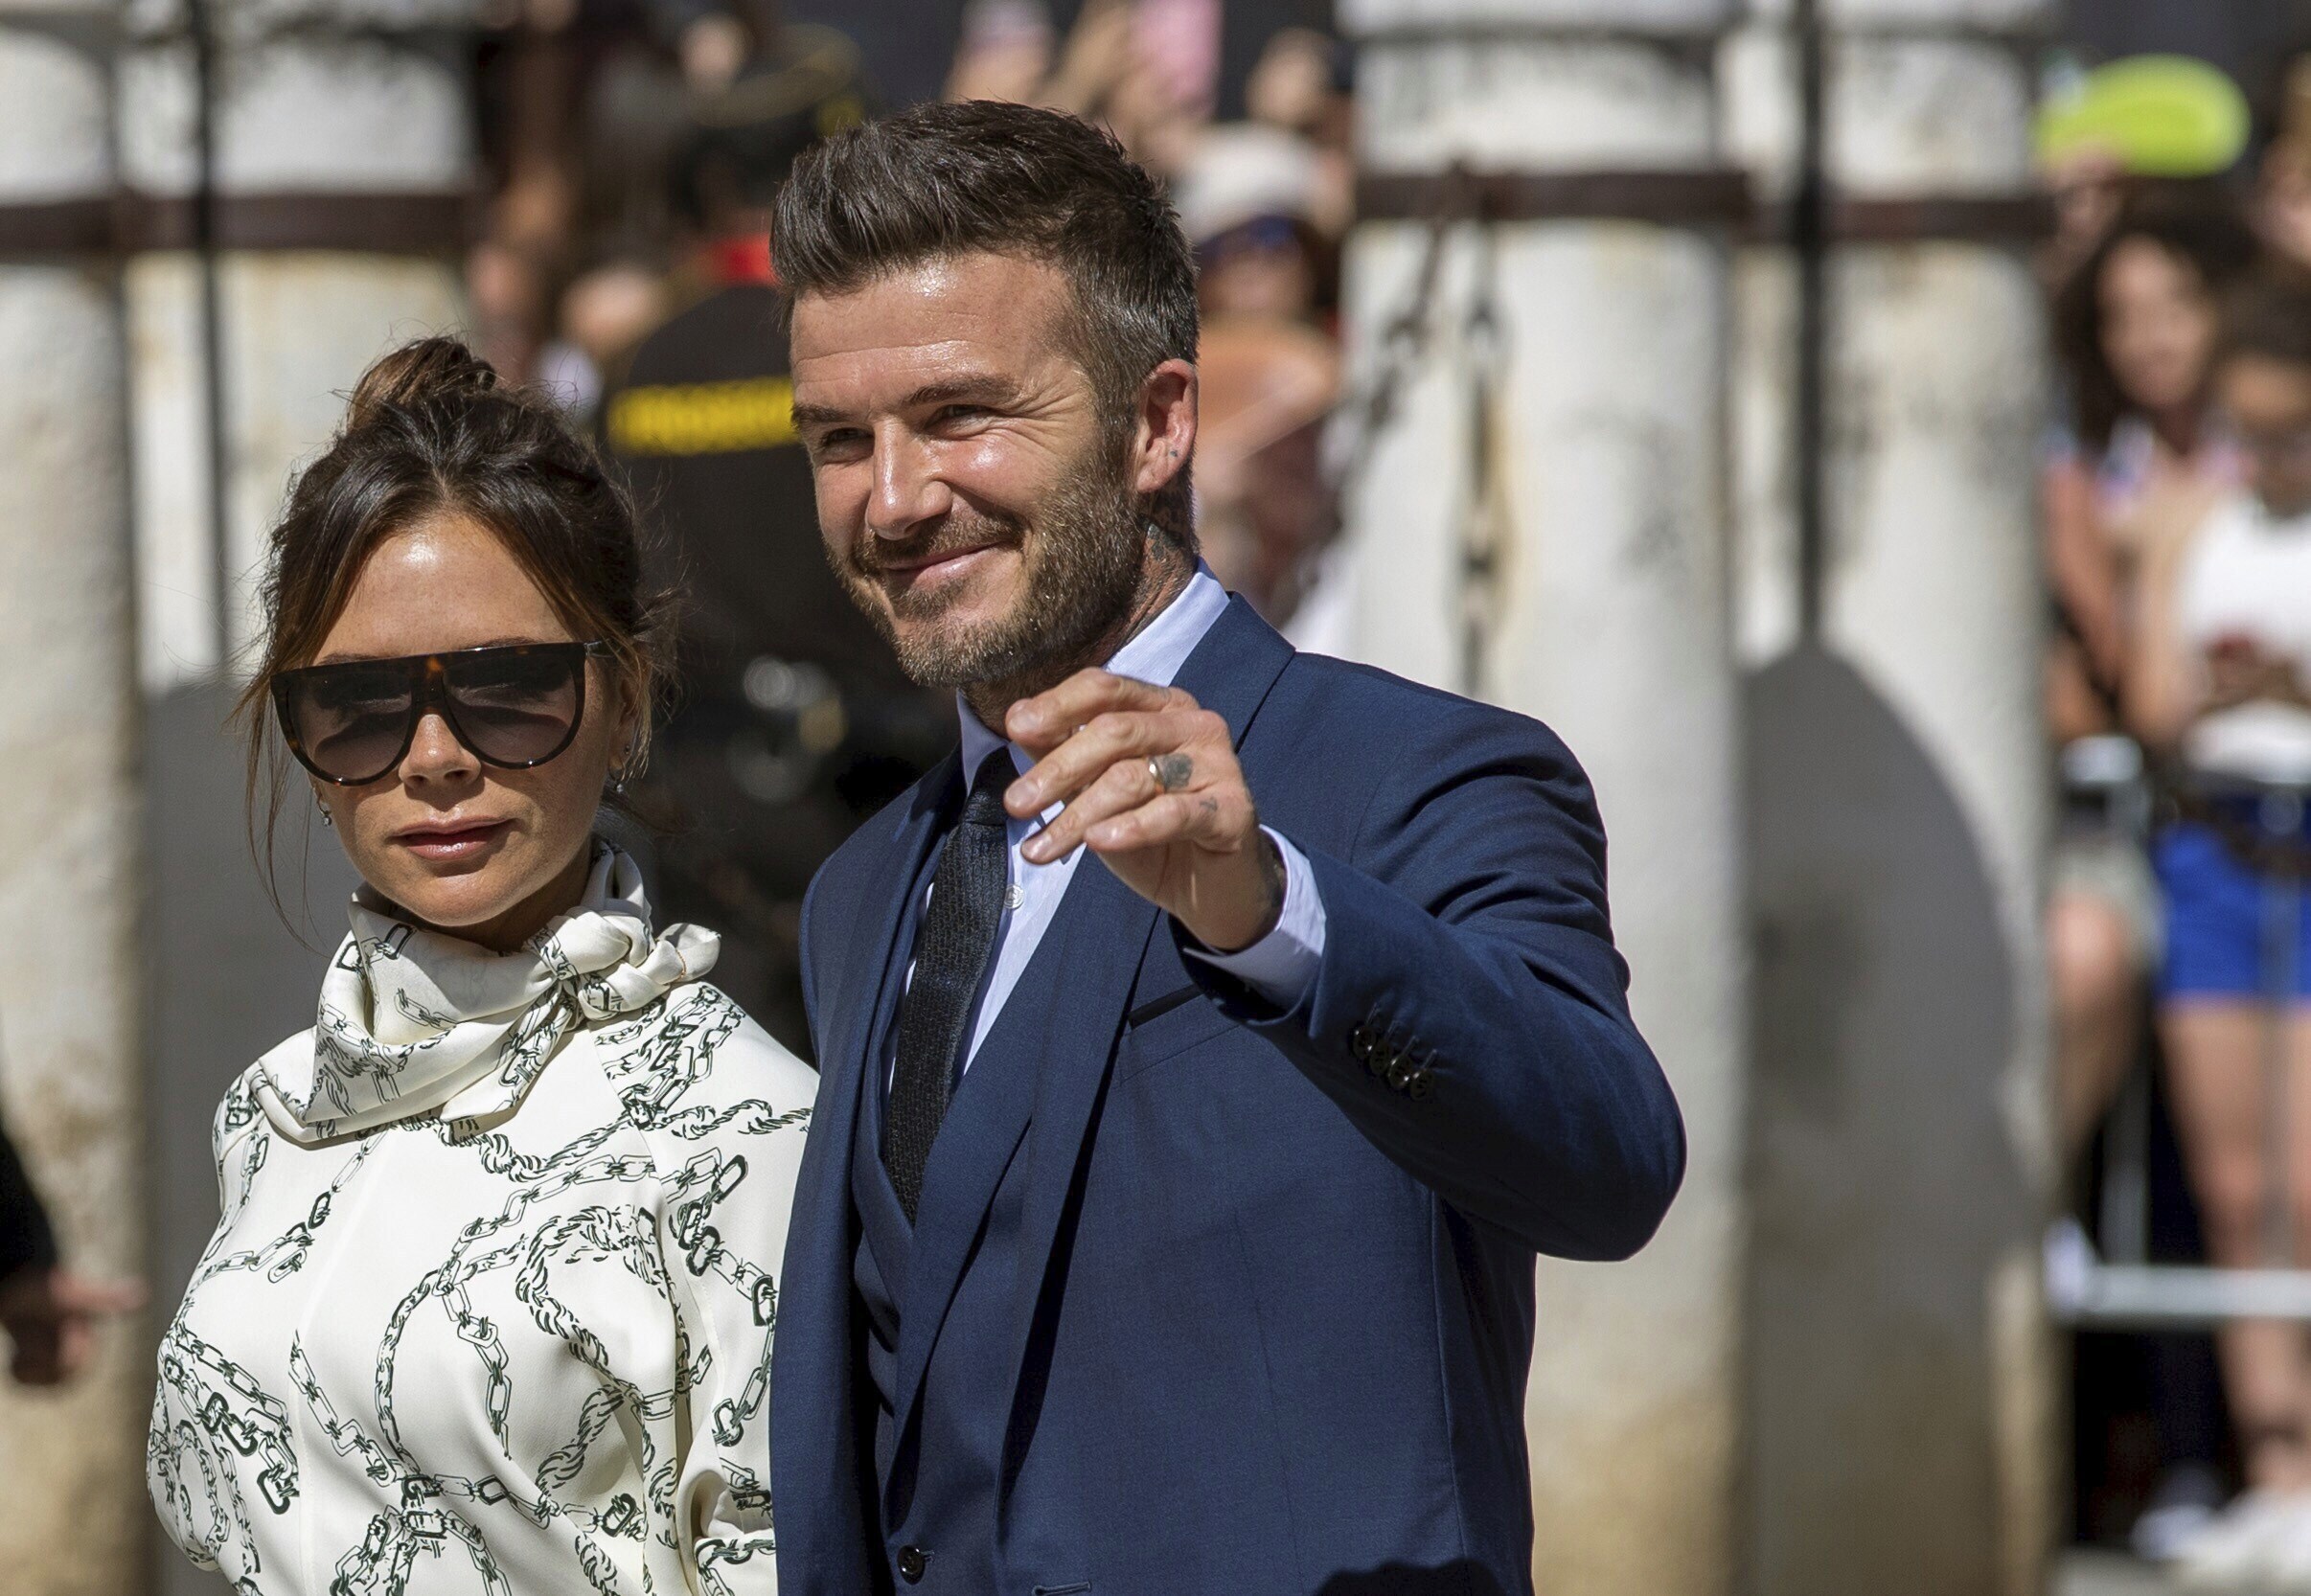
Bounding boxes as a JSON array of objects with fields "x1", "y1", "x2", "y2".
[{"x1": 272, "y1": 640, "x2": 614, "y2": 787}]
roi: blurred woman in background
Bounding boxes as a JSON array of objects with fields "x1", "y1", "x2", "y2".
[
  {"x1": 2130, "y1": 275, "x2": 2311, "y2": 1576},
  {"x1": 146, "y1": 338, "x2": 810, "y2": 1593},
  {"x1": 2047, "y1": 191, "x2": 2258, "y2": 1156}
]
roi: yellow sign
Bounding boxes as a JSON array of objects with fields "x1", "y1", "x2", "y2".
[{"x1": 609, "y1": 376, "x2": 798, "y2": 456}]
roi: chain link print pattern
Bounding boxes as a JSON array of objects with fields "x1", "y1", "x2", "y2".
[{"x1": 149, "y1": 977, "x2": 812, "y2": 1596}]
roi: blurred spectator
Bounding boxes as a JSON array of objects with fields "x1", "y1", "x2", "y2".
[
  {"x1": 2258, "y1": 56, "x2": 2311, "y2": 273},
  {"x1": 602, "y1": 28, "x2": 949, "y2": 1055},
  {"x1": 943, "y1": 0, "x2": 1217, "y2": 176},
  {"x1": 1195, "y1": 315, "x2": 1339, "y2": 621},
  {"x1": 1030, "y1": 0, "x2": 1134, "y2": 120},
  {"x1": 1092, "y1": 0, "x2": 1215, "y2": 173},
  {"x1": 945, "y1": 0, "x2": 1063, "y2": 104},
  {"x1": 1244, "y1": 25, "x2": 1353, "y2": 236},
  {"x1": 2126, "y1": 273, "x2": 2311, "y2": 1571},
  {"x1": 1172, "y1": 122, "x2": 1339, "y2": 323},
  {"x1": 538, "y1": 257, "x2": 671, "y2": 422},
  {"x1": 0, "y1": 1109, "x2": 140, "y2": 1387},
  {"x1": 466, "y1": 235, "x2": 555, "y2": 387},
  {"x1": 2047, "y1": 192, "x2": 2260, "y2": 1158},
  {"x1": 1245, "y1": 25, "x2": 1336, "y2": 137},
  {"x1": 1168, "y1": 116, "x2": 1343, "y2": 627}
]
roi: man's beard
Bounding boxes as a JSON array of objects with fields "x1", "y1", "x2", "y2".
[{"x1": 834, "y1": 434, "x2": 1150, "y2": 693}]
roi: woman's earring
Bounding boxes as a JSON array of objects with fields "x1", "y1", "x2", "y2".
[{"x1": 315, "y1": 795, "x2": 334, "y2": 829}]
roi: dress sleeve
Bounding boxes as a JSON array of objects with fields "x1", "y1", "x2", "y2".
[{"x1": 643, "y1": 987, "x2": 815, "y2": 1595}]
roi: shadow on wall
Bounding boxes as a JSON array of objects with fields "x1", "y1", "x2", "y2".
[
  {"x1": 143, "y1": 677, "x2": 357, "y2": 1596},
  {"x1": 1744, "y1": 641, "x2": 2032, "y2": 1595}
]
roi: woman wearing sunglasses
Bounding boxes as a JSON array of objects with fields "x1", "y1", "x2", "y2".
[{"x1": 147, "y1": 337, "x2": 811, "y2": 1594}]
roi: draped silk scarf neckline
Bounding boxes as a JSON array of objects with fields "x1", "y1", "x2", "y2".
[{"x1": 253, "y1": 846, "x2": 720, "y2": 1144}]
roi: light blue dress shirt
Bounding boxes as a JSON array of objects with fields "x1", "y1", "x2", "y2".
[{"x1": 939, "y1": 566, "x2": 1326, "y2": 1070}]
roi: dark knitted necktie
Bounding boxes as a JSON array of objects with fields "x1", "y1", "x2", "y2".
[{"x1": 883, "y1": 750, "x2": 1014, "y2": 1221}]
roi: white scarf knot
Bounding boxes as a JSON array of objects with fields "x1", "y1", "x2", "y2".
[{"x1": 254, "y1": 847, "x2": 719, "y2": 1143}]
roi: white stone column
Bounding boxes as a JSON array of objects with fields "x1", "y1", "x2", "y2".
[
  {"x1": 119, "y1": 12, "x2": 474, "y2": 1593},
  {"x1": 0, "y1": 7, "x2": 150, "y2": 1591},
  {"x1": 1725, "y1": 2, "x2": 2056, "y2": 1591},
  {"x1": 1339, "y1": 5, "x2": 1744, "y2": 1593},
  {"x1": 122, "y1": 0, "x2": 471, "y2": 690}
]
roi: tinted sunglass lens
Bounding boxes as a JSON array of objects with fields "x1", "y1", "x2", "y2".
[
  {"x1": 286, "y1": 667, "x2": 416, "y2": 783},
  {"x1": 445, "y1": 650, "x2": 583, "y2": 765}
]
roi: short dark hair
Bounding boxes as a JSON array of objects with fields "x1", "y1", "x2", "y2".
[
  {"x1": 238, "y1": 336, "x2": 675, "y2": 916},
  {"x1": 772, "y1": 100, "x2": 1200, "y2": 537},
  {"x1": 2223, "y1": 266, "x2": 2311, "y2": 371}
]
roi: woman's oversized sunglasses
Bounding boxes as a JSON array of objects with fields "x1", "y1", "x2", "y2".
[{"x1": 272, "y1": 641, "x2": 613, "y2": 787}]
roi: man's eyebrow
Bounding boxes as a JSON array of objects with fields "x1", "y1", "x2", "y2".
[
  {"x1": 789, "y1": 400, "x2": 852, "y2": 428},
  {"x1": 789, "y1": 375, "x2": 1022, "y2": 430},
  {"x1": 902, "y1": 376, "x2": 1019, "y2": 409}
]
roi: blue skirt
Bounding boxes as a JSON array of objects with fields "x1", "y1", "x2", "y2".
[{"x1": 2154, "y1": 820, "x2": 2311, "y2": 999}]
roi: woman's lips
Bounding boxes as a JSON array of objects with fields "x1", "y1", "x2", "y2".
[{"x1": 395, "y1": 821, "x2": 510, "y2": 862}]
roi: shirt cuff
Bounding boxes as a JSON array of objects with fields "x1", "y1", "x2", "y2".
[{"x1": 1182, "y1": 828, "x2": 1327, "y2": 1010}]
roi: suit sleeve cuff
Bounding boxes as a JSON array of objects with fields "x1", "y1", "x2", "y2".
[{"x1": 1179, "y1": 828, "x2": 1326, "y2": 1010}]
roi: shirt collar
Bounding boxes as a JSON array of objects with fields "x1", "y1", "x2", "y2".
[{"x1": 957, "y1": 563, "x2": 1231, "y2": 781}]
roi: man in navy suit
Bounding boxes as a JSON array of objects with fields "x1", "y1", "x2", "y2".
[{"x1": 769, "y1": 100, "x2": 1685, "y2": 1596}]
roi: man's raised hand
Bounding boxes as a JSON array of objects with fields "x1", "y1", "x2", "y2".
[{"x1": 1004, "y1": 669, "x2": 1284, "y2": 953}]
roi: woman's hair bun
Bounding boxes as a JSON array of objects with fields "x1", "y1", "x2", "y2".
[{"x1": 345, "y1": 336, "x2": 499, "y2": 430}]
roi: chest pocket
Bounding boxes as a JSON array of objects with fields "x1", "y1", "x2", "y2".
[{"x1": 1117, "y1": 983, "x2": 1238, "y2": 1079}]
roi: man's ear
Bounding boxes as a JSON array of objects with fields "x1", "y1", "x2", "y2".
[{"x1": 1133, "y1": 357, "x2": 1199, "y2": 498}]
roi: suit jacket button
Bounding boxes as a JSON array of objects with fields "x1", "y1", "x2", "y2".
[
  {"x1": 897, "y1": 1545, "x2": 928, "y2": 1584},
  {"x1": 1350, "y1": 1023, "x2": 1375, "y2": 1060},
  {"x1": 1386, "y1": 1057, "x2": 1415, "y2": 1091},
  {"x1": 1367, "y1": 1045, "x2": 1393, "y2": 1080},
  {"x1": 1407, "y1": 1070, "x2": 1434, "y2": 1101}
]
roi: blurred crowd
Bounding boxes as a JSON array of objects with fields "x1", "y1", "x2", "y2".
[{"x1": 2040, "y1": 49, "x2": 2311, "y2": 1582}]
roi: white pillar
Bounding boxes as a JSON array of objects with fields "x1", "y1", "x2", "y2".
[
  {"x1": 0, "y1": 7, "x2": 150, "y2": 1591},
  {"x1": 119, "y1": 12, "x2": 474, "y2": 1593},
  {"x1": 122, "y1": 0, "x2": 471, "y2": 690},
  {"x1": 1725, "y1": 2, "x2": 2055, "y2": 1591},
  {"x1": 1339, "y1": 5, "x2": 1744, "y2": 1592}
]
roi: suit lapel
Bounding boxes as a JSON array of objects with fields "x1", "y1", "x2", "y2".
[{"x1": 995, "y1": 598, "x2": 1297, "y2": 1491}]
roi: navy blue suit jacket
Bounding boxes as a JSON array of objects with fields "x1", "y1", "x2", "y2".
[{"x1": 773, "y1": 598, "x2": 1685, "y2": 1595}]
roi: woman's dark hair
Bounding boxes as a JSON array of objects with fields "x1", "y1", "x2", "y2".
[
  {"x1": 772, "y1": 99, "x2": 1201, "y2": 545},
  {"x1": 2054, "y1": 185, "x2": 2261, "y2": 454},
  {"x1": 238, "y1": 336, "x2": 674, "y2": 911}
]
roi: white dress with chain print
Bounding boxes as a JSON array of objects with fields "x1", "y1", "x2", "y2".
[{"x1": 148, "y1": 846, "x2": 812, "y2": 1595}]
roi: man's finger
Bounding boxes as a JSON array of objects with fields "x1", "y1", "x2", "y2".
[
  {"x1": 1008, "y1": 709, "x2": 1203, "y2": 817},
  {"x1": 1022, "y1": 758, "x2": 1171, "y2": 865},
  {"x1": 1006, "y1": 670, "x2": 1185, "y2": 753},
  {"x1": 1082, "y1": 789, "x2": 1241, "y2": 855}
]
